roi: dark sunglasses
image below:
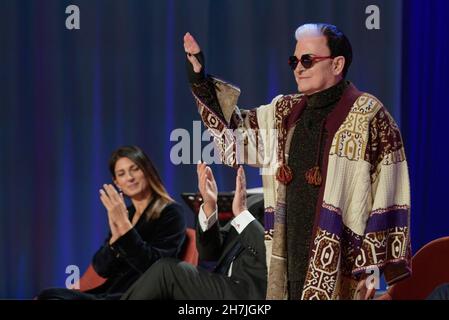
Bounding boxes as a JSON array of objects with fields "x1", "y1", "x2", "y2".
[{"x1": 288, "y1": 54, "x2": 333, "y2": 70}]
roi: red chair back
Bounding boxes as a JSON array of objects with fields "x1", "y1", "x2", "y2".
[
  {"x1": 179, "y1": 228, "x2": 199, "y2": 265},
  {"x1": 75, "y1": 264, "x2": 107, "y2": 292},
  {"x1": 76, "y1": 228, "x2": 198, "y2": 292},
  {"x1": 387, "y1": 236, "x2": 449, "y2": 300}
]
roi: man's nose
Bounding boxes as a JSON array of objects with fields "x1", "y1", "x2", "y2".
[{"x1": 295, "y1": 63, "x2": 305, "y2": 74}]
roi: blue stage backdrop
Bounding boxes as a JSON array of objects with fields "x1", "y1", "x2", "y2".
[
  {"x1": 401, "y1": 0, "x2": 449, "y2": 251},
  {"x1": 0, "y1": 0, "x2": 447, "y2": 299}
]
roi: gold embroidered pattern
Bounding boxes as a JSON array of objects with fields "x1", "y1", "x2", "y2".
[
  {"x1": 302, "y1": 228, "x2": 340, "y2": 300},
  {"x1": 330, "y1": 94, "x2": 381, "y2": 161},
  {"x1": 195, "y1": 96, "x2": 237, "y2": 167},
  {"x1": 354, "y1": 226, "x2": 409, "y2": 270}
]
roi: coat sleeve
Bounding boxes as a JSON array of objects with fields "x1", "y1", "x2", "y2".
[
  {"x1": 352, "y1": 106, "x2": 412, "y2": 285},
  {"x1": 190, "y1": 76, "x2": 280, "y2": 169},
  {"x1": 91, "y1": 233, "x2": 122, "y2": 278}
]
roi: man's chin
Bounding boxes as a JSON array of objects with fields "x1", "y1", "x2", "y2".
[
  {"x1": 297, "y1": 85, "x2": 309, "y2": 95},
  {"x1": 297, "y1": 82, "x2": 310, "y2": 94},
  {"x1": 298, "y1": 85, "x2": 319, "y2": 96}
]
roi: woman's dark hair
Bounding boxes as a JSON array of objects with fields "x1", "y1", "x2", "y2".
[
  {"x1": 295, "y1": 23, "x2": 353, "y2": 78},
  {"x1": 109, "y1": 145, "x2": 173, "y2": 220}
]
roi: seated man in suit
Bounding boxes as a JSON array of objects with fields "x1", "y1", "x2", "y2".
[{"x1": 121, "y1": 163, "x2": 267, "y2": 300}]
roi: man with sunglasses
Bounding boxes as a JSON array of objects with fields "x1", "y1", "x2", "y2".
[{"x1": 184, "y1": 23, "x2": 411, "y2": 300}]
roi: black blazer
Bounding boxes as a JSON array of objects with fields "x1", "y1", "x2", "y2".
[
  {"x1": 89, "y1": 201, "x2": 186, "y2": 296},
  {"x1": 196, "y1": 215, "x2": 267, "y2": 300}
]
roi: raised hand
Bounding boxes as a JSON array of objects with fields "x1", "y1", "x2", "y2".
[
  {"x1": 184, "y1": 32, "x2": 202, "y2": 73},
  {"x1": 197, "y1": 162, "x2": 218, "y2": 217},
  {"x1": 232, "y1": 166, "x2": 247, "y2": 217},
  {"x1": 99, "y1": 184, "x2": 132, "y2": 243}
]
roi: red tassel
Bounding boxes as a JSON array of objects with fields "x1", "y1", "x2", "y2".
[
  {"x1": 305, "y1": 166, "x2": 322, "y2": 186},
  {"x1": 276, "y1": 164, "x2": 293, "y2": 185}
]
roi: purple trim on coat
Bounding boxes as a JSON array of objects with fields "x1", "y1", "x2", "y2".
[
  {"x1": 318, "y1": 207, "x2": 343, "y2": 237},
  {"x1": 364, "y1": 208, "x2": 409, "y2": 233},
  {"x1": 264, "y1": 210, "x2": 275, "y2": 232}
]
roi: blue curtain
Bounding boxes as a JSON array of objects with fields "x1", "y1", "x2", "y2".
[
  {"x1": 401, "y1": 0, "x2": 449, "y2": 251},
  {"x1": 0, "y1": 0, "x2": 406, "y2": 298}
]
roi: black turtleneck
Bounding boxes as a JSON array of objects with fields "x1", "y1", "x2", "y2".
[{"x1": 286, "y1": 80, "x2": 348, "y2": 299}]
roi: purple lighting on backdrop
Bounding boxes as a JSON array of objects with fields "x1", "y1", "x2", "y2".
[{"x1": 164, "y1": 0, "x2": 175, "y2": 195}]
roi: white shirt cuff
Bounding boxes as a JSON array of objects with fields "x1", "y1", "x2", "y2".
[
  {"x1": 198, "y1": 204, "x2": 218, "y2": 232},
  {"x1": 231, "y1": 210, "x2": 255, "y2": 234}
]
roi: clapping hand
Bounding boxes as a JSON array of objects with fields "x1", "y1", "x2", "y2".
[
  {"x1": 197, "y1": 162, "x2": 218, "y2": 217},
  {"x1": 99, "y1": 184, "x2": 132, "y2": 244},
  {"x1": 232, "y1": 166, "x2": 247, "y2": 217}
]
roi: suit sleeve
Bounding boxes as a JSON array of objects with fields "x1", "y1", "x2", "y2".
[
  {"x1": 196, "y1": 216, "x2": 232, "y2": 262},
  {"x1": 237, "y1": 219, "x2": 266, "y2": 265}
]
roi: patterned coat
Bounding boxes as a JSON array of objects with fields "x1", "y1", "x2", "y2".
[{"x1": 191, "y1": 77, "x2": 411, "y2": 300}]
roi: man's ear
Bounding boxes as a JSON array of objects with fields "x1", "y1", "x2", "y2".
[{"x1": 332, "y1": 56, "x2": 346, "y2": 76}]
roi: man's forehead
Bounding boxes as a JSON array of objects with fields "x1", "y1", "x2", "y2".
[{"x1": 294, "y1": 35, "x2": 329, "y2": 54}]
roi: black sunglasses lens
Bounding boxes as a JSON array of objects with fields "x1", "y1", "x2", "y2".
[
  {"x1": 300, "y1": 55, "x2": 313, "y2": 69},
  {"x1": 288, "y1": 56, "x2": 298, "y2": 70}
]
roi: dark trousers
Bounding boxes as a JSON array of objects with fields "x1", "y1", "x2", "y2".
[
  {"x1": 121, "y1": 258, "x2": 248, "y2": 300},
  {"x1": 427, "y1": 283, "x2": 449, "y2": 300},
  {"x1": 36, "y1": 288, "x2": 121, "y2": 300},
  {"x1": 37, "y1": 288, "x2": 122, "y2": 300}
]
